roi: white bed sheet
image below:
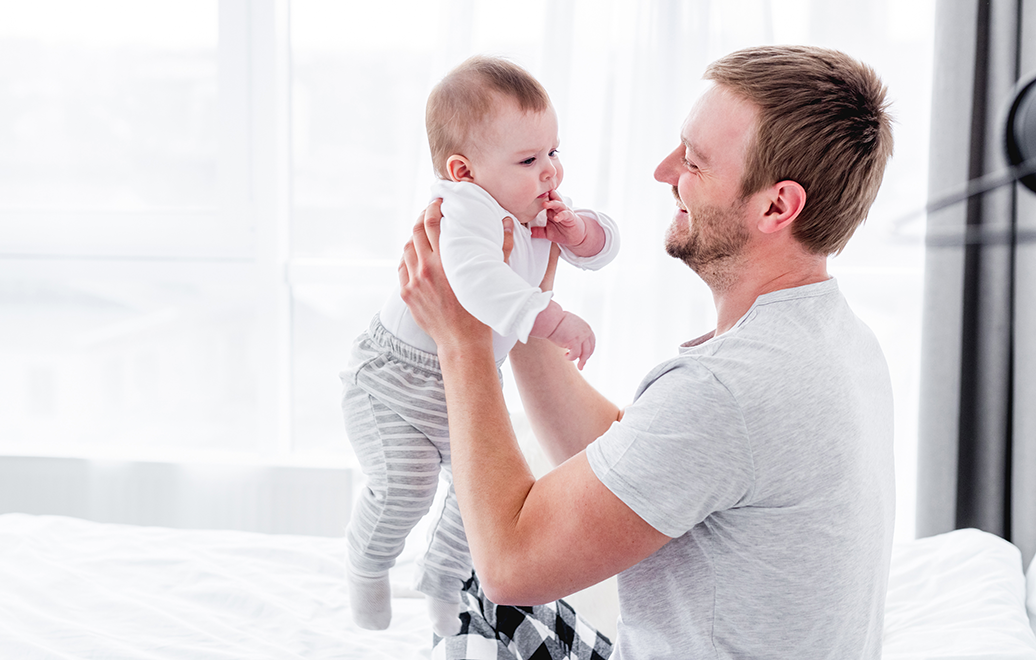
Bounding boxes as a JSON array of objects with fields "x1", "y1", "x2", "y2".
[
  {"x1": 2, "y1": 514, "x2": 1035, "y2": 659},
  {"x1": 0, "y1": 513, "x2": 432, "y2": 659}
]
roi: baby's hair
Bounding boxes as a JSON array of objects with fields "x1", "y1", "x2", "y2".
[{"x1": 426, "y1": 55, "x2": 550, "y2": 179}]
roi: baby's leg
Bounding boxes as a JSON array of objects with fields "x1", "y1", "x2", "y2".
[
  {"x1": 415, "y1": 467, "x2": 472, "y2": 636},
  {"x1": 343, "y1": 386, "x2": 442, "y2": 630}
]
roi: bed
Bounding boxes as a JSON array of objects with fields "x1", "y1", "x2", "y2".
[{"x1": 0, "y1": 513, "x2": 1034, "y2": 659}]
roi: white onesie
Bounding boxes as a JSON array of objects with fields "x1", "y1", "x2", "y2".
[{"x1": 378, "y1": 180, "x2": 619, "y2": 360}]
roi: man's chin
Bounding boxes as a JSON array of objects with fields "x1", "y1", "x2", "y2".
[{"x1": 664, "y1": 240, "x2": 702, "y2": 273}]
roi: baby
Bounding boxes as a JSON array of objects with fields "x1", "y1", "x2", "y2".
[{"x1": 340, "y1": 55, "x2": 619, "y2": 637}]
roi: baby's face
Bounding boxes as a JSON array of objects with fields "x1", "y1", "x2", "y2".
[{"x1": 467, "y1": 100, "x2": 563, "y2": 226}]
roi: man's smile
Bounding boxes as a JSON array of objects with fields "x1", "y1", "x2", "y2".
[{"x1": 672, "y1": 186, "x2": 688, "y2": 212}]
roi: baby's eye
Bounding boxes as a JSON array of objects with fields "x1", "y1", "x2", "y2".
[
  {"x1": 520, "y1": 157, "x2": 536, "y2": 165},
  {"x1": 549, "y1": 149, "x2": 560, "y2": 158}
]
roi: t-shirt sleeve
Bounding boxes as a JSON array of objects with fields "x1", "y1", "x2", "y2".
[{"x1": 586, "y1": 360, "x2": 755, "y2": 538}]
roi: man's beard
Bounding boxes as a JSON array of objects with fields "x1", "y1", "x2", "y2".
[{"x1": 665, "y1": 189, "x2": 749, "y2": 290}]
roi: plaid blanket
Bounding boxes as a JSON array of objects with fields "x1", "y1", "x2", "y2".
[{"x1": 432, "y1": 573, "x2": 612, "y2": 660}]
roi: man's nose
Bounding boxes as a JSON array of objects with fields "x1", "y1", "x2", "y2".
[{"x1": 654, "y1": 147, "x2": 680, "y2": 183}]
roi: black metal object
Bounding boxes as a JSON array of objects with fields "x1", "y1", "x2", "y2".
[{"x1": 1004, "y1": 72, "x2": 1036, "y2": 193}]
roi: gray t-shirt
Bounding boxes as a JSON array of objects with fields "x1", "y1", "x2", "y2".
[{"x1": 586, "y1": 279, "x2": 895, "y2": 659}]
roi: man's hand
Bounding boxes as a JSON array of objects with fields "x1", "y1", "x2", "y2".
[
  {"x1": 398, "y1": 199, "x2": 491, "y2": 353},
  {"x1": 501, "y1": 215, "x2": 514, "y2": 263}
]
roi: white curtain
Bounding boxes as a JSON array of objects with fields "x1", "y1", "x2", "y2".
[
  {"x1": 1, "y1": 0, "x2": 935, "y2": 541},
  {"x1": 289, "y1": 0, "x2": 935, "y2": 541}
]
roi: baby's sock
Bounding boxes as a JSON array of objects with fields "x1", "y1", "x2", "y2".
[
  {"x1": 426, "y1": 596, "x2": 462, "y2": 637},
  {"x1": 347, "y1": 570, "x2": 392, "y2": 630}
]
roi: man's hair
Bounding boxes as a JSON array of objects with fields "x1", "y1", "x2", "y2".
[
  {"x1": 705, "y1": 45, "x2": 894, "y2": 255},
  {"x1": 426, "y1": 55, "x2": 550, "y2": 179}
]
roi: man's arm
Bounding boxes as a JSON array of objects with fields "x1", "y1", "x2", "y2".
[
  {"x1": 399, "y1": 202, "x2": 669, "y2": 606},
  {"x1": 511, "y1": 242, "x2": 621, "y2": 465},
  {"x1": 509, "y1": 337, "x2": 620, "y2": 466}
]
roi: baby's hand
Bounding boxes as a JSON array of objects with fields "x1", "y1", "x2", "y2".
[
  {"x1": 531, "y1": 190, "x2": 588, "y2": 247},
  {"x1": 546, "y1": 311, "x2": 595, "y2": 370}
]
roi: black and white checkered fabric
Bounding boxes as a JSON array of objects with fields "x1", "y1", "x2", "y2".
[{"x1": 432, "y1": 573, "x2": 612, "y2": 660}]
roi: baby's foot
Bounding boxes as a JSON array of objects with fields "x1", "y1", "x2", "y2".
[
  {"x1": 347, "y1": 570, "x2": 391, "y2": 630},
  {"x1": 426, "y1": 596, "x2": 462, "y2": 637}
]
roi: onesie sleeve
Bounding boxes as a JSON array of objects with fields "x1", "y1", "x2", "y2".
[
  {"x1": 558, "y1": 206, "x2": 620, "y2": 271},
  {"x1": 436, "y1": 181, "x2": 553, "y2": 342}
]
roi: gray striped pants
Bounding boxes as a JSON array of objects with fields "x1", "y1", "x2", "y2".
[{"x1": 341, "y1": 315, "x2": 492, "y2": 603}]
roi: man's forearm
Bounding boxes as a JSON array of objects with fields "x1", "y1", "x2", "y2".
[
  {"x1": 509, "y1": 336, "x2": 621, "y2": 466},
  {"x1": 436, "y1": 339, "x2": 539, "y2": 594},
  {"x1": 437, "y1": 338, "x2": 660, "y2": 606}
]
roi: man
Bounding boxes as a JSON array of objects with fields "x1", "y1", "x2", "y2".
[{"x1": 398, "y1": 45, "x2": 896, "y2": 659}]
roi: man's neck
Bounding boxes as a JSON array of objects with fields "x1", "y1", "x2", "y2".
[{"x1": 710, "y1": 254, "x2": 830, "y2": 336}]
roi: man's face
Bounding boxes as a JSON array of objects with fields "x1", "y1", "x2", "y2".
[
  {"x1": 466, "y1": 99, "x2": 564, "y2": 227},
  {"x1": 663, "y1": 193, "x2": 750, "y2": 279},
  {"x1": 654, "y1": 85, "x2": 758, "y2": 286}
]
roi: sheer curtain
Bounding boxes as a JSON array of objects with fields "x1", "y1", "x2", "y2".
[
  {"x1": 1, "y1": 0, "x2": 934, "y2": 542},
  {"x1": 290, "y1": 0, "x2": 935, "y2": 541}
]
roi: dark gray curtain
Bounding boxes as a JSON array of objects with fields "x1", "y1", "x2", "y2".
[{"x1": 917, "y1": 0, "x2": 1036, "y2": 567}]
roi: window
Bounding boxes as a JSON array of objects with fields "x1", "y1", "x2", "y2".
[
  {"x1": 0, "y1": 0, "x2": 278, "y2": 459},
  {"x1": 0, "y1": 0, "x2": 934, "y2": 540}
]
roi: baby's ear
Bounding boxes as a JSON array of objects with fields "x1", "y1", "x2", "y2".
[{"x1": 446, "y1": 155, "x2": 474, "y2": 182}]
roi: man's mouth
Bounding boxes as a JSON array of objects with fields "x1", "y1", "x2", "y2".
[{"x1": 671, "y1": 186, "x2": 687, "y2": 212}]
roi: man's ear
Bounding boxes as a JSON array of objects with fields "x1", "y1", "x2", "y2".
[
  {"x1": 758, "y1": 180, "x2": 806, "y2": 234},
  {"x1": 446, "y1": 155, "x2": 475, "y2": 182}
]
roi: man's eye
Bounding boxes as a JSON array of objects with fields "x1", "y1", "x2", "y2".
[{"x1": 682, "y1": 157, "x2": 697, "y2": 170}]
